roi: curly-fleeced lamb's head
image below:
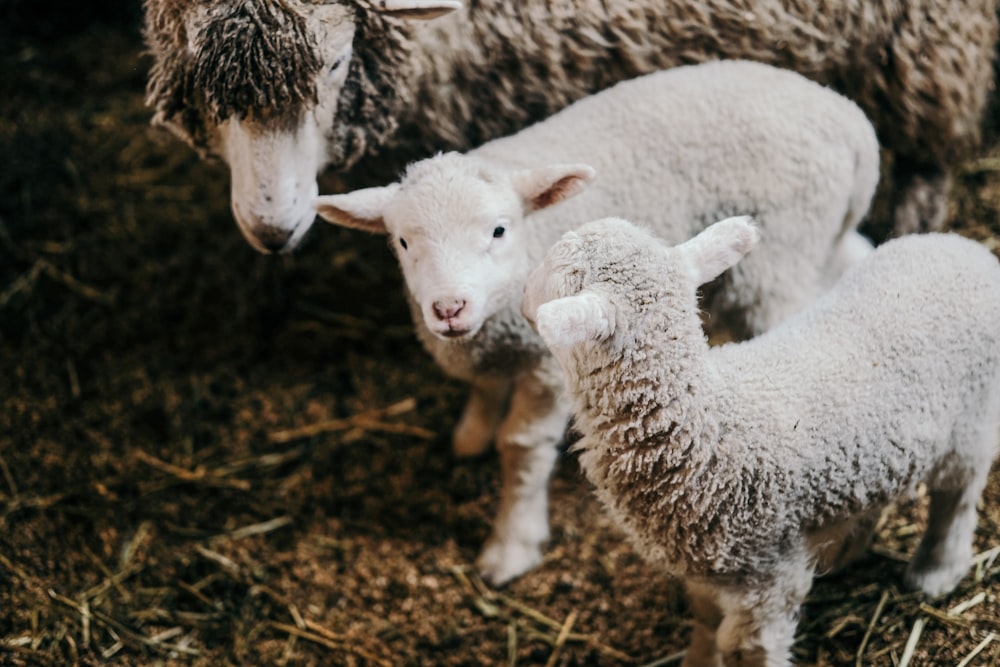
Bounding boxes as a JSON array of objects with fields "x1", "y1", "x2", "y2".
[
  {"x1": 315, "y1": 153, "x2": 595, "y2": 340},
  {"x1": 523, "y1": 216, "x2": 759, "y2": 350},
  {"x1": 143, "y1": 0, "x2": 461, "y2": 254}
]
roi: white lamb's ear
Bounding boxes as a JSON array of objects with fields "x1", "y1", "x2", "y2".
[
  {"x1": 315, "y1": 185, "x2": 399, "y2": 234},
  {"x1": 372, "y1": 0, "x2": 462, "y2": 20},
  {"x1": 535, "y1": 291, "x2": 615, "y2": 348},
  {"x1": 678, "y1": 216, "x2": 760, "y2": 286},
  {"x1": 513, "y1": 164, "x2": 596, "y2": 214}
]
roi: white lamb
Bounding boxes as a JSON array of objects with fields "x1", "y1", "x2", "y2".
[
  {"x1": 522, "y1": 216, "x2": 1000, "y2": 667},
  {"x1": 314, "y1": 60, "x2": 879, "y2": 584}
]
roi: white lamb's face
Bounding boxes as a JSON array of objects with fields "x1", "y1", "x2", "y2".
[
  {"x1": 314, "y1": 156, "x2": 595, "y2": 338},
  {"x1": 385, "y1": 176, "x2": 531, "y2": 341}
]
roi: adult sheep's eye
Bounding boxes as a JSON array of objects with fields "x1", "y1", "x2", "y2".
[
  {"x1": 330, "y1": 55, "x2": 346, "y2": 72},
  {"x1": 399, "y1": 237, "x2": 408, "y2": 250},
  {"x1": 492, "y1": 226, "x2": 506, "y2": 239}
]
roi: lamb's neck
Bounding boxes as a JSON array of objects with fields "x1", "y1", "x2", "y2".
[{"x1": 572, "y1": 317, "x2": 719, "y2": 470}]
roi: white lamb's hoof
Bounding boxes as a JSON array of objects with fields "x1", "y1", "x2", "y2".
[
  {"x1": 475, "y1": 538, "x2": 543, "y2": 586},
  {"x1": 904, "y1": 559, "x2": 970, "y2": 598}
]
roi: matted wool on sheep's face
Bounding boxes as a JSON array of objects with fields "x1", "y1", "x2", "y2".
[{"x1": 144, "y1": 0, "x2": 450, "y2": 253}]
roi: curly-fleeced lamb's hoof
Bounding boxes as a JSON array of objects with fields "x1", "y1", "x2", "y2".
[
  {"x1": 904, "y1": 556, "x2": 970, "y2": 599},
  {"x1": 475, "y1": 538, "x2": 543, "y2": 586}
]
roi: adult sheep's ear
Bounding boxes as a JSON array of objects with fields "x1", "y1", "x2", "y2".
[
  {"x1": 679, "y1": 216, "x2": 760, "y2": 286},
  {"x1": 535, "y1": 291, "x2": 615, "y2": 348},
  {"x1": 513, "y1": 164, "x2": 596, "y2": 214},
  {"x1": 315, "y1": 185, "x2": 399, "y2": 234},
  {"x1": 372, "y1": 1, "x2": 462, "y2": 20}
]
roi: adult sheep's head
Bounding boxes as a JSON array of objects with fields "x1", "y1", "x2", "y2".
[
  {"x1": 143, "y1": 0, "x2": 461, "y2": 254},
  {"x1": 315, "y1": 153, "x2": 594, "y2": 340}
]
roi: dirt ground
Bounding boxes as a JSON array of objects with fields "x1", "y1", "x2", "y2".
[{"x1": 2, "y1": 5, "x2": 1000, "y2": 666}]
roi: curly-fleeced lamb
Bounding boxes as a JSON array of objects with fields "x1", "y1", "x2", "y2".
[{"x1": 523, "y1": 216, "x2": 1000, "y2": 666}]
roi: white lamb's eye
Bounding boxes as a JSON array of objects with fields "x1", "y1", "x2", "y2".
[
  {"x1": 492, "y1": 225, "x2": 506, "y2": 239},
  {"x1": 399, "y1": 237, "x2": 408, "y2": 250}
]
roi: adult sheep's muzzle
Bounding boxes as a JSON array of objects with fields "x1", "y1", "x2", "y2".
[
  {"x1": 221, "y1": 115, "x2": 323, "y2": 254},
  {"x1": 230, "y1": 194, "x2": 317, "y2": 254}
]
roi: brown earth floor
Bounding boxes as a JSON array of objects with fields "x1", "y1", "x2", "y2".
[{"x1": 2, "y1": 6, "x2": 1000, "y2": 667}]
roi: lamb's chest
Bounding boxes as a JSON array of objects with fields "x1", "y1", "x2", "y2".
[{"x1": 416, "y1": 305, "x2": 550, "y2": 380}]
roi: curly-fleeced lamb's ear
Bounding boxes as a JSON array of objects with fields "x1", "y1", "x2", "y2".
[
  {"x1": 513, "y1": 164, "x2": 597, "y2": 214},
  {"x1": 372, "y1": 0, "x2": 462, "y2": 20},
  {"x1": 535, "y1": 291, "x2": 615, "y2": 348},
  {"x1": 315, "y1": 185, "x2": 399, "y2": 234},
  {"x1": 678, "y1": 215, "x2": 760, "y2": 286}
]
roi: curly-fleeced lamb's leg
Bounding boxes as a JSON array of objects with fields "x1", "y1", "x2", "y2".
[
  {"x1": 475, "y1": 360, "x2": 570, "y2": 586},
  {"x1": 453, "y1": 376, "x2": 513, "y2": 458},
  {"x1": 683, "y1": 582, "x2": 724, "y2": 667},
  {"x1": 714, "y1": 559, "x2": 814, "y2": 667},
  {"x1": 904, "y1": 483, "x2": 985, "y2": 597}
]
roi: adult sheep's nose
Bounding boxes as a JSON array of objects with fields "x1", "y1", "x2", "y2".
[
  {"x1": 231, "y1": 197, "x2": 301, "y2": 254},
  {"x1": 433, "y1": 299, "x2": 466, "y2": 321},
  {"x1": 252, "y1": 225, "x2": 294, "y2": 253}
]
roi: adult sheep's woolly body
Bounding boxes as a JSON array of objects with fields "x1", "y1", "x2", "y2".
[
  {"x1": 143, "y1": 0, "x2": 999, "y2": 252},
  {"x1": 314, "y1": 60, "x2": 882, "y2": 585},
  {"x1": 525, "y1": 219, "x2": 1000, "y2": 665}
]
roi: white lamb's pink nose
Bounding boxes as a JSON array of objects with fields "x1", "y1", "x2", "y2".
[{"x1": 433, "y1": 299, "x2": 466, "y2": 321}]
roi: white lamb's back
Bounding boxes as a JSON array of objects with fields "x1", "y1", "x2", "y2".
[{"x1": 473, "y1": 59, "x2": 877, "y2": 255}]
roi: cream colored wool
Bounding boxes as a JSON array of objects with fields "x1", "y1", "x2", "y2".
[{"x1": 523, "y1": 217, "x2": 1000, "y2": 667}]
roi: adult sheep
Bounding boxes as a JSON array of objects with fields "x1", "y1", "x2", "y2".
[{"x1": 143, "y1": 0, "x2": 998, "y2": 253}]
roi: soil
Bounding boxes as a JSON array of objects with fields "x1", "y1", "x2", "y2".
[{"x1": 1, "y1": 5, "x2": 999, "y2": 666}]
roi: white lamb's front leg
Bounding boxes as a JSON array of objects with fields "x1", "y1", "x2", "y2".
[
  {"x1": 476, "y1": 360, "x2": 570, "y2": 586},
  {"x1": 452, "y1": 376, "x2": 513, "y2": 458}
]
